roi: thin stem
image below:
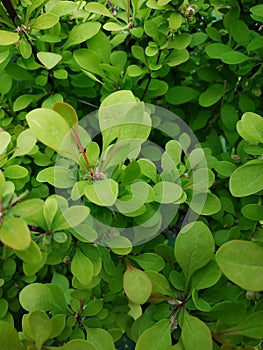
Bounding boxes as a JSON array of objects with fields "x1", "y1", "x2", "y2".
[
  {"x1": 141, "y1": 50, "x2": 162, "y2": 100},
  {"x1": 72, "y1": 129, "x2": 92, "y2": 174}
]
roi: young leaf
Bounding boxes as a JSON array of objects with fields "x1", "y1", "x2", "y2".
[
  {"x1": 216, "y1": 240, "x2": 263, "y2": 291},
  {"x1": 12, "y1": 129, "x2": 36, "y2": 158},
  {"x1": 85, "y1": 2, "x2": 115, "y2": 18},
  {"x1": 0, "y1": 30, "x2": 19, "y2": 46},
  {"x1": 84, "y1": 179, "x2": 118, "y2": 207},
  {"x1": 23, "y1": 310, "x2": 52, "y2": 348},
  {"x1": 0, "y1": 170, "x2": 5, "y2": 201},
  {"x1": 0, "y1": 216, "x2": 31, "y2": 251},
  {"x1": 123, "y1": 265, "x2": 152, "y2": 304},
  {"x1": 37, "y1": 52, "x2": 62, "y2": 70},
  {"x1": 4, "y1": 165, "x2": 28, "y2": 179},
  {"x1": 49, "y1": 314, "x2": 66, "y2": 339},
  {"x1": 26, "y1": 108, "x2": 70, "y2": 152},
  {"x1": 0, "y1": 321, "x2": 23, "y2": 350},
  {"x1": 135, "y1": 319, "x2": 171, "y2": 350},
  {"x1": 174, "y1": 221, "x2": 214, "y2": 283},
  {"x1": 71, "y1": 249, "x2": 93, "y2": 285},
  {"x1": 0, "y1": 131, "x2": 11, "y2": 154},
  {"x1": 63, "y1": 22, "x2": 101, "y2": 49},
  {"x1": 181, "y1": 313, "x2": 212, "y2": 350},
  {"x1": 129, "y1": 253, "x2": 165, "y2": 272},
  {"x1": 53, "y1": 102, "x2": 78, "y2": 129},
  {"x1": 230, "y1": 161, "x2": 263, "y2": 197},
  {"x1": 85, "y1": 327, "x2": 115, "y2": 350},
  {"x1": 19, "y1": 283, "x2": 54, "y2": 311},
  {"x1": 31, "y1": 13, "x2": 59, "y2": 29},
  {"x1": 54, "y1": 206, "x2": 90, "y2": 231},
  {"x1": 13, "y1": 94, "x2": 35, "y2": 112},
  {"x1": 154, "y1": 181, "x2": 183, "y2": 203}
]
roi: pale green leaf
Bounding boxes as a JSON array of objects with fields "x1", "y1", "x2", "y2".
[
  {"x1": 0, "y1": 216, "x2": 31, "y2": 251},
  {"x1": 216, "y1": 240, "x2": 263, "y2": 291}
]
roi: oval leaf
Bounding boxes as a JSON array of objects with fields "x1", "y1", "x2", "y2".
[
  {"x1": 174, "y1": 221, "x2": 215, "y2": 283},
  {"x1": 123, "y1": 265, "x2": 152, "y2": 304},
  {"x1": 84, "y1": 179, "x2": 118, "y2": 207},
  {"x1": 136, "y1": 319, "x2": 171, "y2": 350},
  {"x1": 182, "y1": 313, "x2": 212, "y2": 350},
  {"x1": 216, "y1": 240, "x2": 263, "y2": 291},
  {"x1": 0, "y1": 216, "x2": 31, "y2": 250}
]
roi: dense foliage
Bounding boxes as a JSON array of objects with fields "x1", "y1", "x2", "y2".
[{"x1": 0, "y1": 0, "x2": 263, "y2": 349}]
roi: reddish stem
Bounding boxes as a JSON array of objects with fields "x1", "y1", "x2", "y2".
[{"x1": 72, "y1": 129, "x2": 92, "y2": 174}]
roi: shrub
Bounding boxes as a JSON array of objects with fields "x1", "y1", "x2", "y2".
[{"x1": 0, "y1": 0, "x2": 262, "y2": 349}]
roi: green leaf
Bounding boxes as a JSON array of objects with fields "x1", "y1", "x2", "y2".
[
  {"x1": 31, "y1": 13, "x2": 59, "y2": 29},
  {"x1": 145, "y1": 270, "x2": 173, "y2": 296},
  {"x1": 154, "y1": 181, "x2": 183, "y2": 203},
  {"x1": 174, "y1": 222, "x2": 214, "y2": 283},
  {"x1": 84, "y1": 179, "x2": 118, "y2": 207},
  {"x1": 205, "y1": 43, "x2": 231, "y2": 58},
  {"x1": 4, "y1": 165, "x2": 28, "y2": 179},
  {"x1": 123, "y1": 265, "x2": 152, "y2": 304},
  {"x1": 13, "y1": 94, "x2": 35, "y2": 112},
  {"x1": 53, "y1": 102, "x2": 78, "y2": 129},
  {"x1": 166, "y1": 49, "x2": 189, "y2": 67},
  {"x1": 129, "y1": 253, "x2": 165, "y2": 272},
  {"x1": 104, "y1": 235, "x2": 132, "y2": 255},
  {"x1": 103, "y1": 22, "x2": 129, "y2": 31},
  {"x1": 191, "y1": 260, "x2": 221, "y2": 290},
  {"x1": 250, "y1": 4, "x2": 263, "y2": 21},
  {"x1": 49, "y1": 314, "x2": 66, "y2": 339},
  {"x1": 241, "y1": 204, "x2": 263, "y2": 221},
  {"x1": 19, "y1": 283, "x2": 54, "y2": 311},
  {"x1": 71, "y1": 249, "x2": 93, "y2": 285},
  {"x1": 214, "y1": 161, "x2": 237, "y2": 177},
  {"x1": 37, "y1": 52, "x2": 62, "y2": 70},
  {"x1": 86, "y1": 2, "x2": 114, "y2": 18},
  {"x1": 230, "y1": 161, "x2": 263, "y2": 197},
  {"x1": 0, "y1": 216, "x2": 31, "y2": 251},
  {"x1": 0, "y1": 321, "x2": 23, "y2": 350},
  {"x1": 169, "y1": 13, "x2": 183, "y2": 30},
  {"x1": 199, "y1": 84, "x2": 224, "y2": 107},
  {"x1": 74, "y1": 49, "x2": 104, "y2": 76},
  {"x1": 62, "y1": 340, "x2": 97, "y2": 350},
  {"x1": 0, "y1": 131, "x2": 11, "y2": 154},
  {"x1": 216, "y1": 240, "x2": 263, "y2": 291},
  {"x1": 0, "y1": 30, "x2": 19, "y2": 46},
  {"x1": 181, "y1": 313, "x2": 212, "y2": 350},
  {"x1": 37, "y1": 166, "x2": 75, "y2": 188},
  {"x1": 223, "y1": 311, "x2": 263, "y2": 339},
  {"x1": 23, "y1": 310, "x2": 52, "y2": 348},
  {"x1": 127, "y1": 64, "x2": 144, "y2": 77},
  {"x1": 50, "y1": 1, "x2": 79, "y2": 16},
  {"x1": 15, "y1": 240, "x2": 42, "y2": 264},
  {"x1": 63, "y1": 22, "x2": 101, "y2": 49},
  {"x1": 85, "y1": 328, "x2": 115, "y2": 350},
  {"x1": 237, "y1": 112, "x2": 263, "y2": 144},
  {"x1": 55, "y1": 206, "x2": 90, "y2": 231},
  {"x1": 116, "y1": 182, "x2": 149, "y2": 214},
  {"x1": 12, "y1": 129, "x2": 36, "y2": 158},
  {"x1": 0, "y1": 171, "x2": 5, "y2": 201},
  {"x1": 26, "y1": 108, "x2": 78, "y2": 159},
  {"x1": 221, "y1": 51, "x2": 248, "y2": 64},
  {"x1": 165, "y1": 86, "x2": 199, "y2": 105},
  {"x1": 135, "y1": 319, "x2": 171, "y2": 350},
  {"x1": 208, "y1": 301, "x2": 246, "y2": 324},
  {"x1": 191, "y1": 192, "x2": 221, "y2": 215}
]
